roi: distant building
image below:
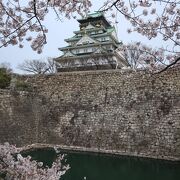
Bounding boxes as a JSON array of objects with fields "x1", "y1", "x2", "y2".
[{"x1": 54, "y1": 12, "x2": 129, "y2": 72}]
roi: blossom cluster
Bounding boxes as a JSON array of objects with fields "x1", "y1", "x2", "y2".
[
  {"x1": 103, "y1": 0, "x2": 180, "y2": 47},
  {"x1": 0, "y1": 142, "x2": 69, "y2": 180},
  {"x1": 118, "y1": 42, "x2": 179, "y2": 71},
  {"x1": 0, "y1": 0, "x2": 91, "y2": 53}
]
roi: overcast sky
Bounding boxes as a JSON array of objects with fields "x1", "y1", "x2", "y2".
[{"x1": 0, "y1": 0, "x2": 169, "y2": 73}]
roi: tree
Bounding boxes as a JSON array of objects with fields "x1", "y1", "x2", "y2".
[
  {"x1": 0, "y1": 62, "x2": 12, "y2": 73},
  {"x1": 100, "y1": 0, "x2": 180, "y2": 71},
  {"x1": 101, "y1": 0, "x2": 179, "y2": 47},
  {"x1": 0, "y1": 64, "x2": 11, "y2": 89},
  {"x1": 120, "y1": 42, "x2": 175, "y2": 70},
  {"x1": 18, "y1": 58, "x2": 56, "y2": 74},
  {"x1": 0, "y1": 0, "x2": 91, "y2": 53},
  {"x1": 0, "y1": 142, "x2": 69, "y2": 180}
]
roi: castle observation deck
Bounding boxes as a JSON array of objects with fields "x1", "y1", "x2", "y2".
[{"x1": 54, "y1": 12, "x2": 129, "y2": 72}]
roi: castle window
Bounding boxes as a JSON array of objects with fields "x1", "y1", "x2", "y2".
[
  {"x1": 84, "y1": 48, "x2": 88, "y2": 53},
  {"x1": 92, "y1": 47, "x2": 96, "y2": 52},
  {"x1": 83, "y1": 41, "x2": 89, "y2": 45},
  {"x1": 77, "y1": 34, "x2": 82, "y2": 37},
  {"x1": 101, "y1": 37, "x2": 106, "y2": 42}
]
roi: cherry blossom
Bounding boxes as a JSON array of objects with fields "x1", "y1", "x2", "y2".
[
  {"x1": 0, "y1": 0, "x2": 91, "y2": 53},
  {"x1": 102, "y1": 0, "x2": 179, "y2": 46},
  {"x1": 119, "y1": 41, "x2": 180, "y2": 71},
  {"x1": 101, "y1": 0, "x2": 180, "y2": 70},
  {"x1": 0, "y1": 142, "x2": 69, "y2": 180}
]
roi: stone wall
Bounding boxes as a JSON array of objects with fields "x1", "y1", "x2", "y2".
[
  {"x1": 0, "y1": 90, "x2": 42, "y2": 146},
  {"x1": 0, "y1": 69, "x2": 180, "y2": 160}
]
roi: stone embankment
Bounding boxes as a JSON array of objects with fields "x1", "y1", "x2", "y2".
[{"x1": 0, "y1": 68, "x2": 180, "y2": 161}]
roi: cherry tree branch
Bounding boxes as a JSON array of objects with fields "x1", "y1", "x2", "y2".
[
  {"x1": 0, "y1": 0, "x2": 91, "y2": 53},
  {"x1": 0, "y1": 16, "x2": 35, "y2": 48},
  {"x1": 156, "y1": 56, "x2": 180, "y2": 73}
]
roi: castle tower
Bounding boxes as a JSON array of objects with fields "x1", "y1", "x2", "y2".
[{"x1": 55, "y1": 12, "x2": 128, "y2": 72}]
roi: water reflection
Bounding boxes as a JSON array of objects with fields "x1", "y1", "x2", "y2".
[{"x1": 27, "y1": 149, "x2": 180, "y2": 180}]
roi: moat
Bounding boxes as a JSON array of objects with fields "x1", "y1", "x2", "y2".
[{"x1": 28, "y1": 149, "x2": 180, "y2": 180}]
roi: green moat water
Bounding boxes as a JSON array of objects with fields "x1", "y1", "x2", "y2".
[{"x1": 28, "y1": 149, "x2": 180, "y2": 180}]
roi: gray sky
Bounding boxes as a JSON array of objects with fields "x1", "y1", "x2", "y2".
[{"x1": 0, "y1": 0, "x2": 169, "y2": 73}]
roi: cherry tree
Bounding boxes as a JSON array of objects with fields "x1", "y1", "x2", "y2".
[
  {"x1": 120, "y1": 41, "x2": 179, "y2": 71},
  {"x1": 0, "y1": 142, "x2": 69, "y2": 180},
  {"x1": 100, "y1": 0, "x2": 180, "y2": 71},
  {"x1": 0, "y1": 0, "x2": 91, "y2": 53}
]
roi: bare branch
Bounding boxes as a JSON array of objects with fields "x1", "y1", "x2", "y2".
[{"x1": 18, "y1": 58, "x2": 56, "y2": 74}]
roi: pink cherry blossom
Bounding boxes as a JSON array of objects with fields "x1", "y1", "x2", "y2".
[
  {"x1": 0, "y1": 142, "x2": 69, "y2": 180},
  {"x1": 119, "y1": 41, "x2": 179, "y2": 71},
  {"x1": 0, "y1": 0, "x2": 91, "y2": 53},
  {"x1": 100, "y1": 0, "x2": 180, "y2": 70}
]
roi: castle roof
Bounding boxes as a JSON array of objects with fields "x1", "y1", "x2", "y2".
[{"x1": 77, "y1": 12, "x2": 111, "y2": 27}]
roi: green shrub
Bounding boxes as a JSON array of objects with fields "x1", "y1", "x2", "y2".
[
  {"x1": 15, "y1": 80, "x2": 31, "y2": 91},
  {"x1": 0, "y1": 68, "x2": 11, "y2": 89}
]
